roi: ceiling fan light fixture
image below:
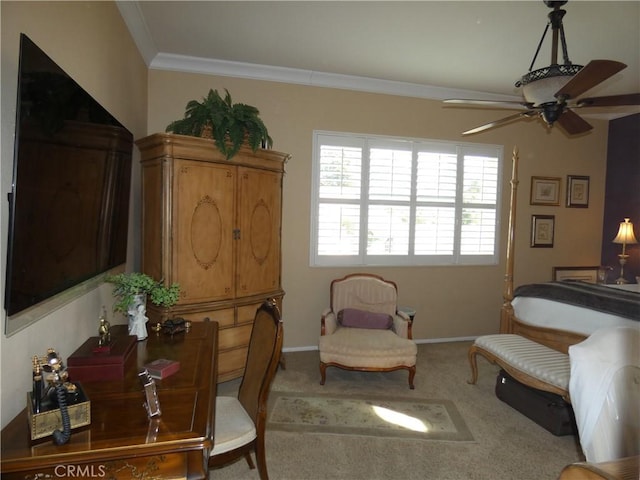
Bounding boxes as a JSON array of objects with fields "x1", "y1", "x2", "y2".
[
  {"x1": 519, "y1": 64, "x2": 583, "y2": 106},
  {"x1": 444, "y1": 0, "x2": 639, "y2": 136}
]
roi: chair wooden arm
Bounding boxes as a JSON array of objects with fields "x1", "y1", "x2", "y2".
[{"x1": 558, "y1": 455, "x2": 639, "y2": 480}]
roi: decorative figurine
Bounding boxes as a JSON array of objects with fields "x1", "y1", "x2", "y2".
[
  {"x1": 128, "y1": 301, "x2": 149, "y2": 341},
  {"x1": 98, "y1": 306, "x2": 111, "y2": 346}
]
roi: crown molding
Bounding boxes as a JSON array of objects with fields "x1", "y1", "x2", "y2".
[
  {"x1": 150, "y1": 52, "x2": 522, "y2": 103},
  {"x1": 117, "y1": 0, "x2": 520, "y2": 102},
  {"x1": 116, "y1": 0, "x2": 157, "y2": 66}
]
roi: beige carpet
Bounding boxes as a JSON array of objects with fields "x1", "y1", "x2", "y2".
[
  {"x1": 268, "y1": 392, "x2": 473, "y2": 441},
  {"x1": 212, "y1": 341, "x2": 584, "y2": 480}
]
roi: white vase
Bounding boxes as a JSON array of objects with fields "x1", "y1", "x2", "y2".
[{"x1": 127, "y1": 293, "x2": 148, "y2": 341}]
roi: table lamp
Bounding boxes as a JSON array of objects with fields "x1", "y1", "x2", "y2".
[{"x1": 612, "y1": 218, "x2": 638, "y2": 284}]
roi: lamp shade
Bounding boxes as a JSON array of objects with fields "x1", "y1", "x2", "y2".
[{"x1": 612, "y1": 218, "x2": 638, "y2": 245}]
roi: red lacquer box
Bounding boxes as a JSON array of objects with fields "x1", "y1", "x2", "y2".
[{"x1": 67, "y1": 326, "x2": 136, "y2": 382}]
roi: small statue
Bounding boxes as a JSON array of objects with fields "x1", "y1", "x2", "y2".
[{"x1": 98, "y1": 306, "x2": 111, "y2": 346}]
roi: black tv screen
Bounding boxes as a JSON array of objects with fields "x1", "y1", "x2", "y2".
[{"x1": 5, "y1": 34, "x2": 133, "y2": 318}]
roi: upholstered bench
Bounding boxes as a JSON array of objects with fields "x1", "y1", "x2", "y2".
[{"x1": 468, "y1": 334, "x2": 571, "y2": 401}]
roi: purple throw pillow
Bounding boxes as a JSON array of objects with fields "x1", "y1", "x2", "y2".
[{"x1": 337, "y1": 308, "x2": 393, "y2": 330}]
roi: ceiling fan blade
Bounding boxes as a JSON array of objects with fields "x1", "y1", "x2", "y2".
[
  {"x1": 556, "y1": 109, "x2": 593, "y2": 135},
  {"x1": 577, "y1": 93, "x2": 640, "y2": 108},
  {"x1": 462, "y1": 111, "x2": 535, "y2": 135},
  {"x1": 555, "y1": 60, "x2": 627, "y2": 100},
  {"x1": 444, "y1": 99, "x2": 533, "y2": 109}
]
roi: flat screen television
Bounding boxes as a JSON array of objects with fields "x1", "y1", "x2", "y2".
[{"x1": 5, "y1": 34, "x2": 133, "y2": 324}]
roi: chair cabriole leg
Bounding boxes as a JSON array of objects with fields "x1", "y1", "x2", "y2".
[
  {"x1": 468, "y1": 346, "x2": 479, "y2": 385},
  {"x1": 255, "y1": 436, "x2": 269, "y2": 480}
]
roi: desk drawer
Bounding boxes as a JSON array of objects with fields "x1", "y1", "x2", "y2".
[{"x1": 1, "y1": 451, "x2": 201, "y2": 479}]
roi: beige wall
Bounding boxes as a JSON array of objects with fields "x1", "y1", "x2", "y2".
[
  {"x1": 0, "y1": 1, "x2": 147, "y2": 428},
  {"x1": 0, "y1": 0, "x2": 609, "y2": 431},
  {"x1": 148, "y1": 71, "x2": 608, "y2": 349}
]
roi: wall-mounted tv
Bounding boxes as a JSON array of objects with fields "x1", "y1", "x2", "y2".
[{"x1": 5, "y1": 34, "x2": 133, "y2": 323}]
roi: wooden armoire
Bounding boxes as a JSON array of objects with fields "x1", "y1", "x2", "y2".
[{"x1": 136, "y1": 133, "x2": 289, "y2": 381}]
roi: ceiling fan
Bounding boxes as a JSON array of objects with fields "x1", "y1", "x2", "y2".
[{"x1": 444, "y1": 0, "x2": 640, "y2": 136}]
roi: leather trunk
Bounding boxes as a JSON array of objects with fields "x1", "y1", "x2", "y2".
[{"x1": 495, "y1": 369, "x2": 577, "y2": 436}]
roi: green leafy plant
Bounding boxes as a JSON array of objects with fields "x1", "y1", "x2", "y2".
[
  {"x1": 106, "y1": 273, "x2": 180, "y2": 313},
  {"x1": 165, "y1": 88, "x2": 273, "y2": 159}
]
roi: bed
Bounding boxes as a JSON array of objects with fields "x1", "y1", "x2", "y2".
[
  {"x1": 497, "y1": 147, "x2": 640, "y2": 478},
  {"x1": 499, "y1": 147, "x2": 640, "y2": 354}
]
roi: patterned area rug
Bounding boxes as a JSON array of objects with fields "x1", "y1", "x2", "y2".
[{"x1": 267, "y1": 392, "x2": 474, "y2": 441}]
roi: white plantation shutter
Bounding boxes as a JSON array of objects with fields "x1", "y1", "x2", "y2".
[
  {"x1": 369, "y1": 145, "x2": 412, "y2": 201},
  {"x1": 367, "y1": 205, "x2": 411, "y2": 254},
  {"x1": 415, "y1": 148, "x2": 457, "y2": 256},
  {"x1": 317, "y1": 204, "x2": 360, "y2": 255},
  {"x1": 415, "y1": 206, "x2": 455, "y2": 255},
  {"x1": 315, "y1": 137, "x2": 363, "y2": 258},
  {"x1": 461, "y1": 152, "x2": 499, "y2": 256},
  {"x1": 318, "y1": 143, "x2": 362, "y2": 200},
  {"x1": 367, "y1": 142, "x2": 412, "y2": 255},
  {"x1": 311, "y1": 132, "x2": 502, "y2": 266}
]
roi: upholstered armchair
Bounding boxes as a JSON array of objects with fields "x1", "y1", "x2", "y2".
[{"x1": 319, "y1": 273, "x2": 417, "y2": 389}]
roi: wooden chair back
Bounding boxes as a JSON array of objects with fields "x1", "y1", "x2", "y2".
[{"x1": 238, "y1": 299, "x2": 283, "y2": 427}]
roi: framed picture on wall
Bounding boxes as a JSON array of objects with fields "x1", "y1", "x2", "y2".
[
  {"x1": 531, "y1": 214, "x2": 555, "y2": 248},
  {"x1": 566, "y1": 175, "x2": 590, "y2": 208},
  {"x1": 530, "y1": 176, "x2": 561, "y2": 206}
]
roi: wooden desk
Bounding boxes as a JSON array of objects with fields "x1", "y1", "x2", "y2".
[{"x1": 1, "y1": 321, "x2": 218, "y2": 480}]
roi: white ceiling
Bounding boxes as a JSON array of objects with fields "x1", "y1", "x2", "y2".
[{"x1": 118, "y1": 1, "x2": 640, "y2": 114}]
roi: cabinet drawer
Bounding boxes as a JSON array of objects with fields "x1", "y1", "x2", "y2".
[
  {"x1": 218, "y1": 347, "x2": 248, "y2": 380},
  {"x1": 180, "y1": 308, "x2": 235, "y2": 328},
  {"x1": 237, "y1": 303, "x2": 263, "y2": 324},
  {"x1": 219, "y1": 324, "x2": 253, "y2": 350}
]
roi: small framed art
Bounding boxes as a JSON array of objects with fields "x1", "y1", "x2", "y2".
[
  {"x1": 530, "y1": 176, "x2": 561, "y2": 206},
  {"x1": 566, "y1": 175, "x2": 590, "y2": 208},
  {"x1": 531, "y1": 214, "x2": 555, "y2": 248},
  {"x1": 552, "y1": 266, "x2": 599, "y2": 283}
]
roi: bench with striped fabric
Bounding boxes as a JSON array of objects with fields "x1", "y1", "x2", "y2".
[{"x1": 468, "y1": 334, "x2": 571, "y2": 402}]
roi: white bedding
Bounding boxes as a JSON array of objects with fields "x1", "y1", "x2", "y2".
[
  {"x1": 569, "y1": 326, "x2": 640, "y2": 462},
  {"x1": 512, "y1": 283, "x2": 639, "y2": 336}
]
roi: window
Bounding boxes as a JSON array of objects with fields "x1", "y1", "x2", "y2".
[{"x1": 310, "y1": 131, "x2": 503, "y2": 267}]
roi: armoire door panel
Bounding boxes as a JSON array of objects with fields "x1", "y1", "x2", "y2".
[
  {"x1": 236, "y1": 167, "x2": 282, "y2": 296},
  {"x1": 174, "y1": 160, "x2": 235, "y2": 302},
  {"x1": 141, "y1": 161, "x2": 164, "y2": 283}
]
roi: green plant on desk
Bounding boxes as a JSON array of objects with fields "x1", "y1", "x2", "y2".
[{"x1": 106, "y1": 272, "x2": 180, "y2": 313}]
